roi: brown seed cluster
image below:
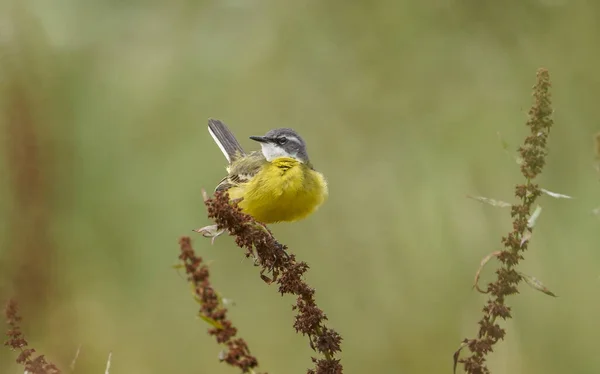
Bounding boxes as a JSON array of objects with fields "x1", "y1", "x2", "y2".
[
  {"x1": 458, "y1": 68, "x2": 554, "y2": 374},
  {"x1": 178, "y1": 236, "x2": 260, "y2": 372},
  {"x1": 4, "y1": 299, "x2": 61, "y2": 374},
  {"x1": 204, "y1": 191, "x2": 343, "y2": 374}
]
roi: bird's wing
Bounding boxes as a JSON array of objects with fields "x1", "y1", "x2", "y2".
[{"x1": 215, "y1": 151, "x2": 266, "y2": 192}]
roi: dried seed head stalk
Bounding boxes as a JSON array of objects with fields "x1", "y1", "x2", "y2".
[
  {"x1": 178, "y1": 237, "x2": 262, "y2": 373},
  {"x1": 204, "y1": 192, "x2": 343, "y2": 374},
  {"x1": 4, "y1": 299, "x2": 61, "y2": 374},
  {"x1": 458, "y1": 68, "x2": 554, "y2": 374}
]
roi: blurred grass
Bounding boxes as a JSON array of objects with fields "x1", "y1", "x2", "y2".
[{"x1": 1, "y1": 1, "x2": 600, "y2": 373}]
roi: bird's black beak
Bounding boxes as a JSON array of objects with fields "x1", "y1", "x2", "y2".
[{"x1": 249, "y1": 136, "x2": 269, "y2": 143}]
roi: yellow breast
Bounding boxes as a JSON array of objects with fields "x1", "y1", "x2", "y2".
[{"x1": 227, "y1": 157, "x2": 328, "y2": 223}]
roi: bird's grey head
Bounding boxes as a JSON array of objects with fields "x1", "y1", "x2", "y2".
[{"x1": 249, "y1": 128, "x2": 309, "y2": 163}]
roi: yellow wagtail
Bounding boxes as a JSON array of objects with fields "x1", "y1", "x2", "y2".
[{"x1": 208, "y1": 119, "x2": 328, "y2": 224}]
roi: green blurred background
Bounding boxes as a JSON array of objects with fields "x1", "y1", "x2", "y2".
[{"x1": 1, "y1": 1, "x2": 599, "y2": 373}]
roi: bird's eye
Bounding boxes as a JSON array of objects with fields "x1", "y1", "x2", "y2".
[{"x1": 277, "y1": 137, "x2": 288, "y2": 145}]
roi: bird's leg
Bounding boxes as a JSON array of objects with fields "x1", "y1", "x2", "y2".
[{"x1": 193, "y1": 224, "x2": 225, "y2": 245}]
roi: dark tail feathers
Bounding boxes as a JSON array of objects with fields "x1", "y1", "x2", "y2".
[{"x1": 208, "y1": 119, "x2": 246, "y2": 163}]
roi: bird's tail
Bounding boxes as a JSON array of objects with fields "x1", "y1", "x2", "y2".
[{"x1": 208, "y1": 119, "x2": 246, "y2": 164}]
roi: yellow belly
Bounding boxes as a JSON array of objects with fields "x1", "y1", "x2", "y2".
[{"x1": 227, "y1": 157, "x2": 328, "y2": 223}]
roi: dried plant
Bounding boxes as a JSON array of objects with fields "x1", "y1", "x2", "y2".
[
  {"x1": 190, "y1": 191, "x2": 342, "y2": 374},
  {"x1": 178, "y1": 236, "x2": 262, "y2": 373},
  {"x1": 455, "y1": 68, "x2": 556, "y2": 373},
  {"x1": 4, "y1": 299, "x2": 60, "y2": 374}
]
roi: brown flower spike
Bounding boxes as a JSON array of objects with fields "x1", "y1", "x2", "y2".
[
  {"x1": 457, "y1": 68, "x2": 554, "y2": 373},
  {"x1": 178, "y1": 237, "x2": 261, "y2": 373},
  {"x1": 200, "y1": 191, "x2": 343, "y2": 374},
  {"x1": 4, "y1": 299, "x2": 61, "y2": 374}
]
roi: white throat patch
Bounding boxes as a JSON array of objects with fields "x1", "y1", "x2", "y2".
[{"x1": 260, "y1": 143, "x2": 298, "y2": 162}]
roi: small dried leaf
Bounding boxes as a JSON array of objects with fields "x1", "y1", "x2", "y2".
[
  {"x1": 70, "y1": 345, "x2": 82, "y2": 370},
  {"x1": 104, "y1": 352, "x2": 112, "y2": 374},
  {"x1": 201, "y1": 188, "x2": 210, "y2": 202},
  {"x1": 520, "y1": 231, "x2": 532, "y2": 247},
  {"x1": 191, "y1": 283, "x2": 200, "y2": 298},
  {"x1": 541, "y1": 188, "x2": 573, "y2": 199},
  {"x1": 193, "y1": 224, "x2": 225, "y2": 244},
  {"x1": 527, "y1": 205, "x2": 543, "y2": 228},
  {"x1": 260, "y1": 274, "x2": 273, "y2": 284},
  {"x1": 467, "y1": 195, "x2": 512, "y2": 208},
  {"x1": 473, "y1": 251, "x2": 502, "y2": 293},
  {"x1": 198, "y1": 314, "x2": 223, "y2": 328},
  {"x1": 519, "y1": 272, "x2": 557, "y2": 297},
  {"x1": 453, "y1": 340, "x2": 469, "y2": 374}
]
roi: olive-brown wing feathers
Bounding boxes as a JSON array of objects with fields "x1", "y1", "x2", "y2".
[{"x1": 214, "y1": 151, "x2": 266, "y2": 192}]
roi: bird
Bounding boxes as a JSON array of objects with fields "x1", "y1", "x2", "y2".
[{"x1": 207, "y1": 118, "x2": 328, "y2": 224}]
